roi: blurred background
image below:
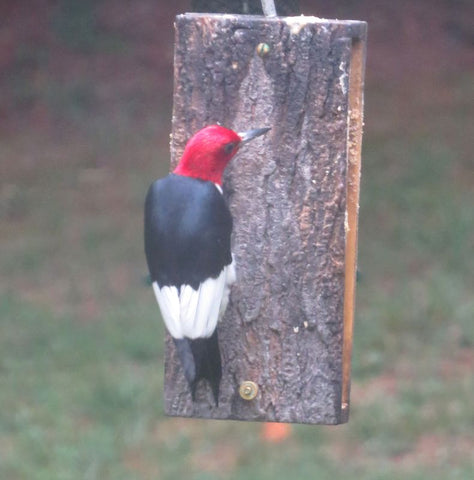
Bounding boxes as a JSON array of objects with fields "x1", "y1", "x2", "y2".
[{"x1": 1, "y1": 0, "x2": 473, "y2": 478}]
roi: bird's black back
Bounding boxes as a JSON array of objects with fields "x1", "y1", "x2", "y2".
[{"x1": 144, "y1": 174, "x2": 233, "y2": 290}]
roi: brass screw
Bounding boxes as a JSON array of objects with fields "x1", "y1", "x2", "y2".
[
  {"x1": 256, "y1": 43, "x2": 270, "y2": 58},
  {"x1": 239, "y1": 381, "x2": 259, "y2": 400}
]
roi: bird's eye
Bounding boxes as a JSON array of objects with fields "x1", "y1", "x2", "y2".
[{"x1": 223, "y1": 142, "x2": 235, "y2": 155}]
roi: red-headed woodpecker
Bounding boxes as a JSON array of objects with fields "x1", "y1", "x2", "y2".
[{"x1": 144, "y1": 125, "x2": 270, "y2": 404}]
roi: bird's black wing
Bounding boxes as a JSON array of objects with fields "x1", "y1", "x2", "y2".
[{"x1": 144, "y1": 174, "x2": 233, "y2": 290}]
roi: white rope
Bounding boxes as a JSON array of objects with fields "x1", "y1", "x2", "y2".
[{"x1": 261, "y1": 0, "x2": 277, "y2": 17}]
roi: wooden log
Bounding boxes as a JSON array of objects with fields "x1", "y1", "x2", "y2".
[{"x1": 165, "y1": 13, "x2": 366, "y2": 424}]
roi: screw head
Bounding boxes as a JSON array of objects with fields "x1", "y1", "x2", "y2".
[
  {"x1": 256, "y1": 43, "x2": 270, "y2": 58},
  {"x1": 239, "y1": 381, "x2": 259, "y2": 400}
]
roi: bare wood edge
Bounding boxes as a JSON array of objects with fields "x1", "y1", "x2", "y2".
[{"x1": 341, "y1": 34, "x2": 366, "y2": 423}]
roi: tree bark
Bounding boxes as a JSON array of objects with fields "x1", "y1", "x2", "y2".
[{"x1": 165, "y1": 13, "x2": 366, "y2": 424}]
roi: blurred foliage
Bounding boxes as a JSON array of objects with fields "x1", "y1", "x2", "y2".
[{"x1": 52, "y1": 0, "x2": 126, "y2": 54}]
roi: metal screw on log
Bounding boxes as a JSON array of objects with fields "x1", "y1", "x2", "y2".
[
  {"x1": 239, "y1": 380, "x2": 259, "y2": 400},
  {"x1": 261, "y1": 0, "x2": 277, "y2": 16}
]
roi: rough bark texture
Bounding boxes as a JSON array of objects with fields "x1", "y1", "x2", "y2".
[{"x1": 165, "y1": 13, "x2": 366, "y2": 424}]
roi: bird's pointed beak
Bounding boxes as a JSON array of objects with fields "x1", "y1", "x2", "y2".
[{"x1": 238, "y1": 127, "x2": 271, "y2": 144}]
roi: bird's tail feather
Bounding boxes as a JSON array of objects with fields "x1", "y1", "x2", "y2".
[{"x1": 173, "y1": 330, "x2": 222, "y2": 405}]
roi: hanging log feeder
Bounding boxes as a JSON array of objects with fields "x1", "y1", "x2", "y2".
[{"x1": 164, "y1": 10, "x2": 367, "y2": 425}]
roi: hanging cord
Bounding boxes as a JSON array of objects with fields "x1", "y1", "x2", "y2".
[
  {"x1": 261, "y1": 0, "x2": 277, "y2": 16},
  {"x1": 191, "y1": 1, "x2": 299, "y2": 16}
]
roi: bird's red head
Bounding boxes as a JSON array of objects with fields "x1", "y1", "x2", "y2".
[{"x1": 173, "y1": 125, "x2": 270, "y2": 185}]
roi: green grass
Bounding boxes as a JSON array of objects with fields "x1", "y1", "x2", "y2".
[
  {"x1": 0, "y1": 296, "x2": 163, "y2": 479},
  {"x1": 1, "y1": 10, "x2": 473, "y2": 478}
]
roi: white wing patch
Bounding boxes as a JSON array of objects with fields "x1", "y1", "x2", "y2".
[
  {"x1": 152, "y1": 259, "x2": 236, "y2": 339},
  {"x1": 219, "y1": 260, "x2": 236, "y2": 319},
  {"x1": 152, "y1": 283, "x2": 181, "y2": 338}
]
